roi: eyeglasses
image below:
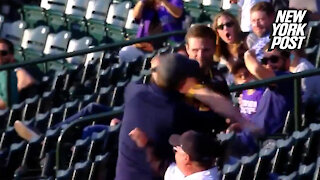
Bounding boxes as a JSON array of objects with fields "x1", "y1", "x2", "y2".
[
  {"x1": 261, "y1": 55, "x2": 280, "y2": 65},
  {"x1": 216, "y1": 22, "x2": 235, "y2": 30},
  {"x1": 0, "y1": 50, "x2": 9, "y2": 56}
]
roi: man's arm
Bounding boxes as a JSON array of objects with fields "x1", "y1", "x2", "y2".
[
  {"x1": 190, "y1": 87, "x2": 265, "y2": 136},
  {"x1": 16, "y1": 68, "x2": 37, "y2": 91},
  {"x1": 133, "y1": 0, "x2": 146, "y2": 20},
  {"x1": 244, "y1": 50, "x2": 275, "y2": 80},
  {"x1": 129, "y1": 128, "x2": 172, "y2": 176}
]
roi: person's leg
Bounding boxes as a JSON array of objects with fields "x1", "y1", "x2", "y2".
[
  {"x1": 119, "y1": 45, "x2": 145, "y2": 63},
  {"x1": 14, "y1": 121, "x2": 39, "y2": 141},
  {"x1": 52, "y1": 103, "x2": 111, "y2": 129}
]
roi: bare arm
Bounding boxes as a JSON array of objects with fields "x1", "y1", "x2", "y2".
[
  {"x1": 190, "y1": 87, "x2": 265, "y2": 136},
  {"x1": 159, "y1": 0, "x2": 183, "y2": 18},
  {"x1": 244, "y1": 50, "x2": 275, "y2": 80},
  {"x1": 0, "y1": 98, "x2": 6, "y2": 109},
  {"x1": 133, "y1": 1, "x2": 146, "y2": 20},
  {"x1": 16, "y1": 68, "x2": 37, "y2": 91}
]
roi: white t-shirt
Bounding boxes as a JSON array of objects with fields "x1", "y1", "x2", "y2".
[
  {"x1": 164, "y1": 163, "x2": 221, "y2": 180},
  {"x1": 237, "y1": 0, "x2": 270, "y2": 32},
  {"x1": 291, "y1": 58, "x2": 320, "y2": 103}
]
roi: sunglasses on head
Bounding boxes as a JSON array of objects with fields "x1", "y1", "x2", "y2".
[
  {"x1": 216, "y1": 21, "x2": 235, "y2": 30},
  {"x1": 0, "y1": 50, "x2": 9, "y2": 56},
  {"x1": 261, "y1": 55, "x2": 280, "y2": 65}
]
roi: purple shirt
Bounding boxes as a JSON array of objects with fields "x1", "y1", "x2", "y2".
[
  {"x1": 136, "y1": 0, "x2": 184, "y2": 42},
  {"x1": 240, "y1": 88, "x2": 264, "y2": 120}
]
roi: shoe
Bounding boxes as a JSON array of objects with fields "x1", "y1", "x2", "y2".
[{"x1": 14, "y1": 121, "x2": 39, "y2": 141}]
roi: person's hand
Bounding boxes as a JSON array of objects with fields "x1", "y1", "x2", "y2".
[
  {"x1": 226, "y1": 123, "x2": 243, "y2": 133},
  {"x1": 110, "y1": 118, "x2": 121, "y2": 126},
  {"x1": 129, "y1": 128, "x2": 149, "y2": 148},
  {"x1": 230, "y1": 0, "x2": 237, "y2": 4}
]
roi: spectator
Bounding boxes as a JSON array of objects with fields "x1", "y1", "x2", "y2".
[
  {"x1": 230, "y1": 0, "x2": 270, "y2": 33},
  {"x1": 240, "y1": 48, "x2": 294, "y2": 135},
  {"x1": 246, "y1": 2, "x2": 274, "y2": 61},
  {"x1": 129, "y1": 128, "x2": 221, "y2": 180},
  {"x1": 230, "y1": 61, "x2": 264, "y2": 120},
  {"x1": 212, "y1": 11, "x2": 248, "y2": 72},
  {"x1": 289, "y1": 50, "x2": 320, "y2": 104},
  {"x1": 119, "y1": 0, "x2": 185, "y2": 62},
  {"x1": 0, "y1": 39, "x2": 38, "y2": 109},
  {"x1": 115, "y1": 53, "x2": 254, "y2": 180},
  {"x1": 185, "y1": 24, "x2": 230, "y2": 98}
]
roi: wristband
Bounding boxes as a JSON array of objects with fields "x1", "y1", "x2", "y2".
[{"x1": 186, "y1": 84, "x2": 205, "y2": 98}]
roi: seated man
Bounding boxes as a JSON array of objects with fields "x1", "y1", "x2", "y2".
[
  {"x1": 0, "y1": 38, "x2": 38, "y2": 109},
  {"x1": 129, "y1": 128, "x2": 221, "y2": 180}
]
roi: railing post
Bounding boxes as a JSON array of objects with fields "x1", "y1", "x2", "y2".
[
  {"x1": 293, "y1": 78, "x2": 302, "y2": 131},
  {"x1": 6, "y1": 69, "x2": 11, "y2": 108}
]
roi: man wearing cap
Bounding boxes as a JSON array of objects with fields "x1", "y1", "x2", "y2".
[
  {"x1": 115, "y1": 53, "x2": 252, "y2": 180},
  {"x1": 129, "y1": 128, "x2": 221, "y2": 180}
]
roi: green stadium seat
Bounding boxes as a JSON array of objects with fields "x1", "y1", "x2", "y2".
[
  {"x1": 183, "y1": 0, "x2": 205, "y2": 22},
  {"x1": 105, "y1": 1, "x2": 132, "y2": 42},
  {"x1": 42, "y1": 0, "x2": 68, "y2": 32},
  {"x1": 202, "y1": 0, "x2": 222, "y2": 21},
  {"x1": 20, "y1": 5, "x2": 47, "y2": 28},
  {"x1": 65, "y1": 0, "x2": 90, "y2": 38}
]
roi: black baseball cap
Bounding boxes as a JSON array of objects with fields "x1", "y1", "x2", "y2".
[
  {"x1": 156, "y1": 53, "x2": 201, "y2": 87},
  {"x1": 169, "y1": 130, "x2": 219, "y2": 162}
]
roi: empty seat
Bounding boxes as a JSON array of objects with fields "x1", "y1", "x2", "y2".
[
  {"x1": 65, "y1": 0, "x2": 91, "y2": 38},
  {"x1": 1, "y1": 20, "x2": 27, "y2": 46},
  {"x1": 105, "y1": 1, "x2": 132, "y2": 42},
  {"x1": 253, "y1": 144, "x2": 276, "y2": 180},
  {"x1": 124, "y1": 9, "x2": 139, "y2": 39},
  {"x1": 88, "y1": 152, "x2": 111, "y2": 180},
  {"x1": 20, "y1": 5, "x2": 47, "y2": 28},
  {"x1": 85, "y1": 0, "x2": 112, "y2": 21},
  {"x1": 66, "y1": 36, "x2": 93, "y2": 64},
  {"x1": 271, "y1": 137, "x2": 294, "y2": 174},
  {"x1": 0, "y1": 15, "x2": 4, "y2": 33},
  {"x1": 43, "y1": 0, "x2": 68, "y2": 32},
  {"x1": 222, "y1": 161, "x2": 240, "y2": 180},
  {"x1": 22, "y1": 95, "x2": 40, "y2": 121},
  {"x1": 68, "y1": 137, "x2": 91, "y2": 168},
  {"x1": 72, "y1": 160, "x2": 92, "y2": 180},
  {"x1": 237, "y1": 153, "x2": 258, "y2": 180}
]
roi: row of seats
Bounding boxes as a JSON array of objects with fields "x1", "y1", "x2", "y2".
[
  {"x1": 21, "y1": 0, "x2": 138, "y2": 41},
  {"x1": 222, "y1": 123, "x2": 320, "y2": 179}
]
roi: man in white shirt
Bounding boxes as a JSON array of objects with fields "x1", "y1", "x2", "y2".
[{"x1": 129, "y1": 129, "x2": 221, "y2": 180}]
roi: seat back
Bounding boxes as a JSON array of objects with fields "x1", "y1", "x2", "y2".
[
  {"x1": 41, "y1": 0, "x2": 68, "y2": 12},
  {"x1": 21, "y1": 26, "x2": 50, "y2": 51},
  {"x1": 43, "y1": 30, "x2": 72, "y2": 55},
  {"x1": 66, "y1": 36, "x2": 93, "y2": 64},
  {"x1": 85, "y1": 0, "x2": 112, "y2": 21},
  {"x1": 1, "y1": 20, "x2": 27, "y2": 46},
  {"x1": 106, "y1": 1, "x2": 132, "y2": 27},
  {"x1": 65, "y1": 0, "x2": 90, "y2": 16}
]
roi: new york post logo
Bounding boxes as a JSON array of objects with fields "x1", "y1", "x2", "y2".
[{"x1": 270, "y1": 10, "x2": 308, "y2": 50}]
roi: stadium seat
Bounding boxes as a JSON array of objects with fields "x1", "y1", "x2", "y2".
[
  {"x1": 0, "y1": 109, "x2": 9, "y2": 130},
  {"x1": 72, "y1": 160, "x2": 92, "y2": 180},
  {"x1": 41, "y1": 0, "x2": 68, "y2": 32},
  {"x1": 253, "y1": 144, "x2": 276, "y2": 180},
  {"x1": 271, "y1": 137, "x2": 293, "y2": 174},
  {"x1": 106, "y1": 1, "x2": 132, "y2": 42},
  {"x1": 221, "y1": 0, "x2": 238, "y2": 16},
  {"x1": 62, "y1": 99, "x2": 80, "y2": 120},
  {"x1": 21, "y1": 95, "x2": 40, "y2": 121},
  {"x1": 96, "y1": 86, "x2": 115, "y2": 106},
  {"x1": 125, "y1": 9, "x2": 139, "y2": 40},
  {"x1": 65, "y1": 0, "x2": 90, "y2": 38},
  {"x1": 21, "y1": 26, "x2": 50, "y2": 62},
  {"x1": 36, "y1": 90, "x2": 55, "y2": 115},
  {"x1": 183, "y1": 0, "x2": 204, "y2": 22},
  {"x1": 88, "y1": 152, "x2": 111, "y2": 180},
  {"x1": 68, "y1": 137, "x2": 91, "y2": 168},
  {"x1": 47, "y1": 104, "x2": 65, "y2": 128},
  {"x1": 222, "y1": 161, "x2": 241, "y2": 180},
  {"x1": 39, "y1": 127, "x2": 61, "y2": 159},
  {"x1": 278, "y1": 171, "x2": 297, "y2": 180},
  {"x1": 7, "y1": 102, "x2": 26, "y2": 128},
  {"x1": 237, "y1": 153, "x2": 258, "y2": 180},
  {"x1": 78, "y1": 93, "x2": 98, "y2": 110},
  {"x1": 66, "y1": 36, "x2": 93, "y2": 64},
  {"x1": 287, "y1": 128, "x2": 310, "y2": 173},
  {"x1": 56, "y1": 168, "x2": 73, "y2": 180},
  {"x1": 1, "y1": 20, "x2": 27, "y2": 62},
  {"x1": 34, "y1": 112, "x2": 51, "y2": 134},
  {"x1": 303, "y1": 123, "x2": 320, "y2": 164},
  {"x1": 85, "y1": 0, "x2": 112, "y2": 21},
  {"x1": 87, "y1": 130, "x2": 109, "y2": 160},
  {"x1": 298, "y1": 163, "x2": 315, "y2": 179},
  {"x1": 20, "y1": 5, "x2": 47, "y2": 28},
  {"x1": 202, "y1": 0, "x2": 221, "y2": 22}
]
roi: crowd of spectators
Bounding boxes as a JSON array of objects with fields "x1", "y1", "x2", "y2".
[{"x1": 1, "y1": 0, "x2": 320, "y2": 179}]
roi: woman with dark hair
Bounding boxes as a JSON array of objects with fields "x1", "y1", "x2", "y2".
[{"x1": 212, "y1": 11, "x2": 248, "y2": 72}]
